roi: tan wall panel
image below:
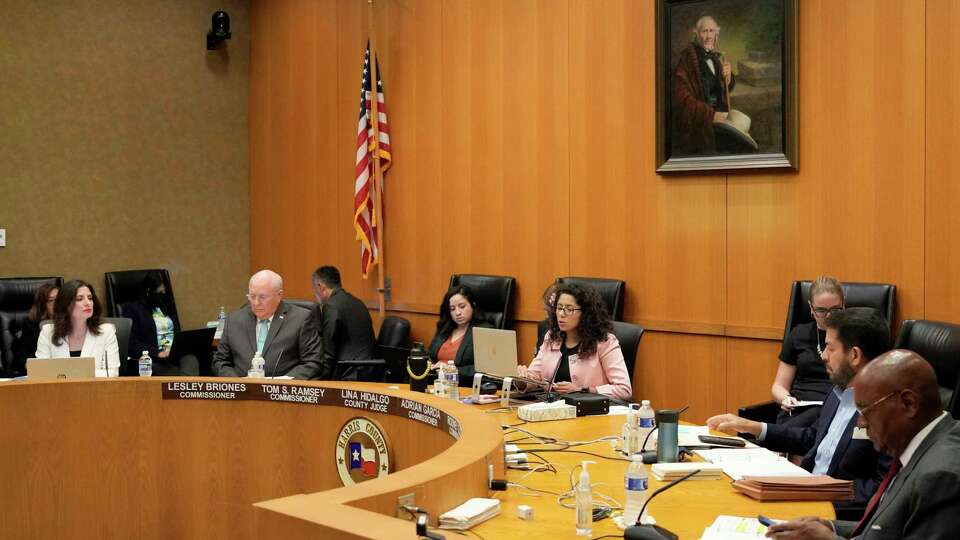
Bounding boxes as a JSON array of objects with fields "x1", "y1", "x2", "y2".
[
  {"x1": 1, "y1": 1, "x2": 251, "y2": 329},
  {"x1": 634, "y1": 332, "x2": 726, "y2": 424},
  {"x1": 724, "y1": 338, "x2": 782, "y2": 413},
  {"x1": 926, "y1": 0, "x2": 960, "y2": 323}
]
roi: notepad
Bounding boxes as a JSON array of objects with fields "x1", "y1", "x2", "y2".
[
  {"x1": 694, "y1": 448, "x2": 810, "y2": 481},
  {"x1": 700, "y1": 516, "x2": 769, "y2": 539}
]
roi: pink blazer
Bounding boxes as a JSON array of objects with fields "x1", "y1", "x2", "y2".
[{"x1": 527, "y1": 331, "x2": 633, "y2": 400}]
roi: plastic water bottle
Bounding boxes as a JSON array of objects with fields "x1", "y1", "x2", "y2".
[
  {"x1": 444, "y1": 360, "x2": 460, "y2": 401},
  {"x1": 622, "y1": 403, "x2": 641, "y2": 455},
  {"x1": 434, "y1": 363, "x2": 448, "y2": 398},
  {"x1": 576, "y1": 461, "x2": 596, "y2": 536},
  {"x1": 138, "y1": 350, "x2": 152, "y2": 377},
  {"x1": 214, "y1": 306, "x2": 227, "y2": 339},
  {"x1": 638, "y1": 400, "x2": 656, "y2": 451},
  {"x1": 248, "y1": 352, "x2": 265, "y2": 378},
  {"x1": 623, "y1": 453, "x2": 649, "y2": 526}
]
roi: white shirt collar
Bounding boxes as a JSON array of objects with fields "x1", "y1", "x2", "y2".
[{"x1": 900, "y1": 411, "x2": 948, "y2": 467}]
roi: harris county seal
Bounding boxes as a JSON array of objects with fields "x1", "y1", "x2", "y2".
[{"x1": 335, "y1": 417, "x2": 392, "y2": 485}]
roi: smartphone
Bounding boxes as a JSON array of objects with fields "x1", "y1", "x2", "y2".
[{"x1": 698, "y1": 434, "x2": 746, "y2": 447}]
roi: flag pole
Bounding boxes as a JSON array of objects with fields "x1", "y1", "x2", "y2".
[{"x1": 367, "y1": 0, "x2": 386, "y2": 320}]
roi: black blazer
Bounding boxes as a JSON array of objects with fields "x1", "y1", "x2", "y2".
[
  {"x1": 427, "y1": 321, "x2": 494, "y2": 386},
  {"x1": 764, "y1": 386, "x2": 890, "y2": 504},
  {"x1": 321, "y1": 288, "x2": 376, "y2": 364},
  {"x1": 120, "y1": 301, "x2": 180, "y2": 361}
]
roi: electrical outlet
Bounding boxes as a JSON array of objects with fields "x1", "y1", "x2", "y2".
[
  {"x1": 0, "y1": 228, "x2": 6, "y2": 247},
  {"x1": 396, "y1": 492, "x2": 416, "y2": 519}
]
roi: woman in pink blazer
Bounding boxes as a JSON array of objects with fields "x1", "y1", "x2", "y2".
[{"x1": 518, "y1": 283, "x2": 632, "y2": 400}]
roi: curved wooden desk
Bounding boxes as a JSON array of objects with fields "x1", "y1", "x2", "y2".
[
  {"x1": 1, "y1": 379, "x2": 834, "y2": 539},
  {"x1": 0, "y1": 378, "x2": 503, "y2": 539}
]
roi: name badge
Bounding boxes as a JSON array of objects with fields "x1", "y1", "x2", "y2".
[{"x1": 853, "y1": 427, "x2": 870, "y2": 440}]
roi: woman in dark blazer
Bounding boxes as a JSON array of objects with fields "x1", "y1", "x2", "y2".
[
  {"x1": 427, "y1": 285, "x2": 492, "y2": 386},
  {"x1": 120, "y1": 273, "x2": 197, "y2": 376}
]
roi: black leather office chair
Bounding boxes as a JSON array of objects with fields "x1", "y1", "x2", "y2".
[
  {"x1": 739, "y1": 280, "x2": 897, "y2": 424},
  {"x1": 448, "y1": 274, "x2": 516, "y2": 329},
  {"x1": 534, "y1": 276, "x2": 628, "y2": 352},
  {"x1": 557, "y1": 276, "x2": 626, "y2": 321},
  {"x1": 611, "y1": 321, "x2": 644, "y2": 383},
  {"x1": 894, "y1": 319, "x2": 960, "y2": 418},
  {"x1": 0, "y1": 277, "x2": 64, "y2": 374},
  {"x1": 338, "y1": 316, "x2": 411, "y2": 383},
  {"x1": 104, "y1": 317, "x2": 133, "y2": 375},
  {"x1": 105, "y1": 269, "x2": 181, "y2": 329}
]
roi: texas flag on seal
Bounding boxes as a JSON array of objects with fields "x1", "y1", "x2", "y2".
[{"x1": 349, "y1": 441, "x2": 377, "y2": 477}]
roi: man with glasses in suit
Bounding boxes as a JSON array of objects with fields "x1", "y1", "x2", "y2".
[
  {"x1": 766, "y1": 350, "x2": 960, "y2": 539},
  {"x1": 212, "y1": 269, "x2": 327, "y2": 380}
]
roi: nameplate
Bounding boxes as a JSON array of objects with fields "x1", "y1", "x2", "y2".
[{"x1": 161, "y1": 382, "x2": 461, "y2": 438}]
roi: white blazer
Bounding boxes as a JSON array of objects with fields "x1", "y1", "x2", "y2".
[{"x1": 35, "y1": 323, "x2": 121, "y2": 377}]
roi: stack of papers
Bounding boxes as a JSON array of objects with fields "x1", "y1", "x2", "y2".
[
  {"x1": 694, "y1": 447, "x2": 811, "y2": 481},
  {"x1": 438, "y1": 498, "x2": 501, "y2": 530},
  {"x1": 700, "y1": 516, "x2": 769, "y2": 539},
  {"x1": 732, "y1": 475, "x2": 854, "y2": 501},
  {"x1": 650, "y1": 462, "x2": 724, "y2": 481}
]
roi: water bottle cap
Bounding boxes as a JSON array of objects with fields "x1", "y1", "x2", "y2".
[
  {"x1": 631, "y1": 453, "x2": 644, "y2": 462},
  {"x1": 142, "y1": 350, "x2": 149, "y2": 355},
  {"x1": 641, "y1": 400, "x2": 651, "y2": 406}
]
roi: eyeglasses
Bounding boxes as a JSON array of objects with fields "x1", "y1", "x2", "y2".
[
  {"x1": 811, "y1": 306, "x2": 844, "y2": 318},
  {"x1": 856, "y1": 390, "x2": 898, "y2": 416},
  {"x1": 246, "y1": 293, "x2": 275, "y2": 303},
  {"x1": 555, "y1": 305, "x2": 582, "y2": 315}
]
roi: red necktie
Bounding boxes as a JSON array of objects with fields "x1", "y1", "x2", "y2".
[{"x1": 851, "y1": 459, "x2": 902, "y2": 536}]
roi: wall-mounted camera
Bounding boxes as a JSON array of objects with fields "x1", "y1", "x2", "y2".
[{"x1": 206, "y1": 11, "x2": 231, "y2": 50}]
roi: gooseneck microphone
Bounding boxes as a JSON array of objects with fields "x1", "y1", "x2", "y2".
[
  {"x1": 268, "y1": 349, "x2": 285, "y2": 379},
  {"x1": 624, "y1": 469, "x2": 699, "y2": 540}
]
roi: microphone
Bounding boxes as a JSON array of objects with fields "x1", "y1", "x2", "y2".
[
  {"x1": 268, "y1": 349, "x2": 285, "y2": 379},
  {"x1": 624, "y1": 469, "x2": 699, "y2": 540},
  {"x1": 540, "y1": 354, "x2": 563, "y2": 402}
]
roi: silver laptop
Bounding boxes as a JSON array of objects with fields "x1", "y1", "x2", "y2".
[
  {"x1": 26, "y1": 357, "x2": 97, "y2": 380},
  {"x1": 472, "y1": 327, "x2": 519, "y2": 378}
]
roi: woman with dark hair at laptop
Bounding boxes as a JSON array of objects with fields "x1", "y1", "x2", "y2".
[
  {"x1": 34, "y1": 279, "x2": 120, "y2": 377},
  {"x1": 427, "y1": 285, "x2": 493, "y2": 386},
  {"x1": 120, "y1": 273, "x2": 198, "y2": 376},
  {"x1": 518, "y1": 283, "x2": 632, "y2": 400}
]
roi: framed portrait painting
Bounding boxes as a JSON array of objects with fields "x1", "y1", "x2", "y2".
[{"x1": 656, "y1": 0, "x2": 798, "y2": 172}]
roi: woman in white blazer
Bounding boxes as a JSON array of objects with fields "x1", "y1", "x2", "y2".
[{"x1": 35, "y1": 279, "x2": 120, "y2": 377}]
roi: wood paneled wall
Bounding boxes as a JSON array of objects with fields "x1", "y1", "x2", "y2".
[{"x1": 251, "y1": 0, "x2": 959, "y2": 423}]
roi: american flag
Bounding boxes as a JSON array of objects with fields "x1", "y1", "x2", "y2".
[{"x1": 354, "y1": 42, "x2": 392, "y2": 278}]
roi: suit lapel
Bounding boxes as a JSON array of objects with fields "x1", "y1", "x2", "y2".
[
  {"x1": 869, "y1": 415, "x2": 954, "y2": 526},
  {"x1": 814, "y1": 389, "x2": 842, "y2": 447},
  {"x1": 827, "y1": 410, "x2": 858, "y2": 474}
]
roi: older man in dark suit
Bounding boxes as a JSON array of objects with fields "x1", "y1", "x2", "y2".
[
  {"x1": 766, "y1": 350, "x2": 960, "y2": 539},
  {"x1": 212, "y1": 269, "x2": 327, "y2": 380}
]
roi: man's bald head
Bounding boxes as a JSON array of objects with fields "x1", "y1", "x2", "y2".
[
  {"x1": 248, "y1": 269, "x2": 284, "y2": 320},
  {"x1": 854, "y1": 350, "x2": 943, "y2": 457}
]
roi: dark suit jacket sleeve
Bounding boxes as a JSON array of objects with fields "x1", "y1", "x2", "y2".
[
  {"x1": 211, "y1": 317, "x2": 242, "y2": 377},
  {"x1": 321, "y1": 303, "x2": 339, "y2": 362},
  {"x1": 284, "y1": 312, "x2": 324, "y2": 380},
  {"x1": 852, "y1": 449, "x2": 890, "y2": 505},
  {"x1": 762, "y1": 419, "x2": 819, "y2": 456}
]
